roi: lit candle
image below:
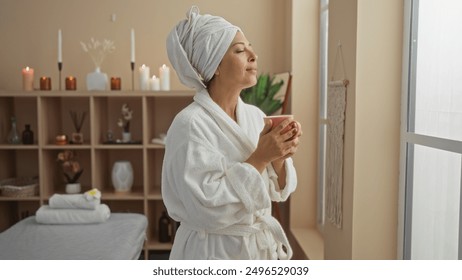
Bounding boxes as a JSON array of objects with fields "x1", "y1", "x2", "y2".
[
  {"x1": 65, "y1": 76, "x2": 77, "y2": 90},
  {"x1": 159, "y1": 64, "x2": 170, "y2": 91},
  {"x1": 58, "y1": 29, "x2": 62, "y2": 63},
  {"x1": 22, "y1": 67, "x2": 34, "y2": 91},
  {"x1": 130, "y1": 28, "x2": 135, "y2": 63},
  {"x1": 40, "y1": 77, "x2": 52, "y2": 90},
  {"x1": 150, "y1": 75, "x2": 160, "y2": 91},
  {"x1": 139, "y1": 64, "x2": 150, "y2": 90}
]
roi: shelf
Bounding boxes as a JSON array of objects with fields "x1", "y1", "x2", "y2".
[
  {"x1": 0, "y1": 196, "x2": 40, "y2": 202},
  {"x1": 146, "y1": 240, "x2": 173, "y2": 250},
  {"x1": 0, "y1": 90, "x2": 195, "y2": 98},
  {"x1": 42, "y1": 145, "x2": 92, "y2": 150},
  {"x1": 0, "y1": 90, "x2": 192, "y2": 258},
  {"x1": 101, "y1": 191, "x2": 145, "y2": 200},
  {"x1": 0, "y1": 145, "x2": 38, "y2": 149},
  {"x1": 95, "y1": 144, "x2": 143, "y2": 149}
]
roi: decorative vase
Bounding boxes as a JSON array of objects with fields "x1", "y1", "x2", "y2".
[
  {"x1": 86, "y1": 67, "x2": 108, "y2": 90},
  {"x1": 65, "y1": 182, "x2": 81, "y2": 194},
  {"x1": 122, "y1": 132, "x2": 131, "y2": 143},
  {"x1": 7, "y1": 116, "x2": 21, "y2": 144},
  {"x1": 112, "y1": 161, "x2": 133, "y2": 193}
]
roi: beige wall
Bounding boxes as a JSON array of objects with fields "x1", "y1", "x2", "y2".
[
  {"x1": 324, "y1": 0, "x2": 357, "y2": 260},
  {"x1": 351, "y1": 0, "x2": 402, "y2": 259},
  {"x1": 322, "y1": 0, "x2": 403, "y2": 259},
  {"x1": 290, "y1": 0, "x2": 319, "y2": 230},
  {"x1": 0, "y1": 0, "x2": 291, "y2": 90}
]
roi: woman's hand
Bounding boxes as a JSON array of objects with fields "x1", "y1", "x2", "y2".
[
  {"x1": 246, "y1": 117, "x2": 302, "y2": 173},
  {"x1": 272, "y1": 121, "x2": 302, "y2": 171}
]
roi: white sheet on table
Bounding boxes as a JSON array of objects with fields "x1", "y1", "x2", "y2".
[{"x1": 0, "y1": 213, "x2": 147, "y2": 260}]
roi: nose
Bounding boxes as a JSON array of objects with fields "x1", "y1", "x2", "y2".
[{"x1": 249, "y1": 50, "x2": 258, "y2": 62}]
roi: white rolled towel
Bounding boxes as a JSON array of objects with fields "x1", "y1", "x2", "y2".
[
  {"x1": 35, "y1": 204, "x2": 111, "y2": 225},
  {"x1": 49, "y1": 188, "x2": 101, "y2": 209}
]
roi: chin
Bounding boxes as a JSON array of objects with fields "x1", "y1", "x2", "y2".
[{"x1": 247, "y1": 75, "x2": 258, "y2": 87}]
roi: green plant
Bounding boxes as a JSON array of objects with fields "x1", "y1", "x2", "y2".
[{"x1": 240, "y1": 73, "x2": 284, "y2": 116}]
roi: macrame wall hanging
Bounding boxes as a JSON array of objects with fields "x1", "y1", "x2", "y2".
[{"x1": 326, "y1": 41, "x2": 349, "y2": 229}]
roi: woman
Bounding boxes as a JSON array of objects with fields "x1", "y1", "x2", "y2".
[{"x1": 162, "y1": 6, "x2": 302, "y2": 260}]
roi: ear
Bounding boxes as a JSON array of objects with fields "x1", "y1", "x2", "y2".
[{"x1": 215, "y1": 66, "x2": 220, "y2": 76}]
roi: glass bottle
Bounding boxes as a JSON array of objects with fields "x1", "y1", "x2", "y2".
[
  {"x1": 22, "y1": 124, "x2": 34, "y2": 145},
  {"x1": 158, "y1": 211, "x2": 171, "y2": 243},
  {"x1": 7, "y1": 116, "x2": 21, "y2": 144}
]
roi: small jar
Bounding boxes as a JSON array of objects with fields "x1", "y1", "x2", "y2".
[
  {"x1": 158, "y1": 211, "x2": 171, "y2": 243},
  {"x1": 55, "y1": 134, "x2": 68, "y2": 145},
  {"x1": 22, "y1": 124, "x2": 34, "y2": 145}
]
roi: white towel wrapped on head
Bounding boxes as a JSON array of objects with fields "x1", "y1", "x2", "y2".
[
  {"x1": 166, "y1": 5, "x2": 240, "y2": 90},
  {"x1": 49, "y1": 188, "x2": 101, "y2": 209},
  {"x1": 35, "y1": 204, "x2": 111, "y2": 225}
]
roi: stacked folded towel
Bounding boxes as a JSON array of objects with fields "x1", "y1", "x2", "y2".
[
  {"x1": 49, "y1": 188, "x2": 101, "y2": 209},
  {"x1": 36, "y1": 188, "x2": 111, "y2": 224}
]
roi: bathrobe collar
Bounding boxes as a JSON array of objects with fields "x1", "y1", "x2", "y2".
[{"x1": 193, "y1": 89, "x2": 257, "y2": 155}]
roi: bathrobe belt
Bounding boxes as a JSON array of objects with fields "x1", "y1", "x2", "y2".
[{"x1": 181, "y1": 214, "x2": 293, "y2": 260}]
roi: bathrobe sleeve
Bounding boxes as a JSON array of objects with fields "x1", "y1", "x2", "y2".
[
  {"x1": 266, "y1": 158, "x2": 297, "y2": 202},
  {"x1": 162, "y1": 121, "x2": 272, "y2": 231}
]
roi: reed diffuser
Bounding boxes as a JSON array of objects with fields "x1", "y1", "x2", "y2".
[{"x1": 70, "y1": 110, "x2": 87, "y2": 144}]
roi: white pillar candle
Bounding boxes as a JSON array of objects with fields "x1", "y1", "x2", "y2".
[
  {"x1": 159, "y1": 64, "x2": 170, "y2": 91},
  {"x1": 130, "y1": 28, "x2": 135, "y2": 63},
  {"x1": 22, "y1": 67, "x2": 34, "y2": 91},
  {"x1": 150, "y1": 75, "x2": 160, "y2": 91},
  {"x1": 58, "y1": 29, "x2": 62, "y2": 63},
  {"x1": 139, "y1": 64, "x2": 150, "y2": 90}
]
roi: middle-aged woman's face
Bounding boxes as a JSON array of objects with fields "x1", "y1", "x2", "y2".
[{"x1": 215, "y1": 31, "x2": 258, "y2": 90}]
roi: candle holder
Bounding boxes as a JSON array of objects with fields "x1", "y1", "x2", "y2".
[
  {"x1": 131, "y1": 62, "x2": 135, "y2": 91},
  {"x1": 111, "y1": 77, "x2": 121, "y2": 90},
  {"x1": 65, "y1": 76, "x2": 77, "y2": 90},
  {"x1": 58, "y1": 62, "x2": 62, "y2": 90},
  {"x1": 40, "y1": 77, "x2": 52, "y2": 90}
]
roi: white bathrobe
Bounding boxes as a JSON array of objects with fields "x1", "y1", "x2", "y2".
[{"x1": 161, "y1": 89, "x2": 297, "y2": 260}]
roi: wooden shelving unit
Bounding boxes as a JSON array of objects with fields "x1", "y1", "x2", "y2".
[{"x1": 0, "y1": 89, "x2": 194, "y2": 259}]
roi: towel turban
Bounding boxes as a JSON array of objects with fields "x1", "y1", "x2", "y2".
[{"x1": 166, "y1": 6, "x2": 241, "y2": 90}]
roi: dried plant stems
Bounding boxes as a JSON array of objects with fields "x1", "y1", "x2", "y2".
[{"x1": 70, "y1": 111, "x2": 87, "y2": 132}]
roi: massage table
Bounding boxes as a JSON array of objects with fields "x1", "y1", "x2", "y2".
[{"x1": 0, "y1": 213, "x2": 147, "y2": 260}]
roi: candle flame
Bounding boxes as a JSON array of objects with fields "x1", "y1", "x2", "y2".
[{"x1": 26, "y1": 67, "x2": 30, "y2": 71}]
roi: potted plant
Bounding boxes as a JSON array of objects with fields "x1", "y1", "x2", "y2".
[
  {"x1": 117, "y1": 103, "x2": 133, "y2": 142},
  {"x1": 240, "y1": 73, "x2": 285, "y2": 116},
  {"x1": 57, "y1": 150, "x2": 83, "y2": 193}
]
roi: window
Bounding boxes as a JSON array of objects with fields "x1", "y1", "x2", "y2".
[{"x1": 400, "y1": 0, "x2": 462, "y2": 260}]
